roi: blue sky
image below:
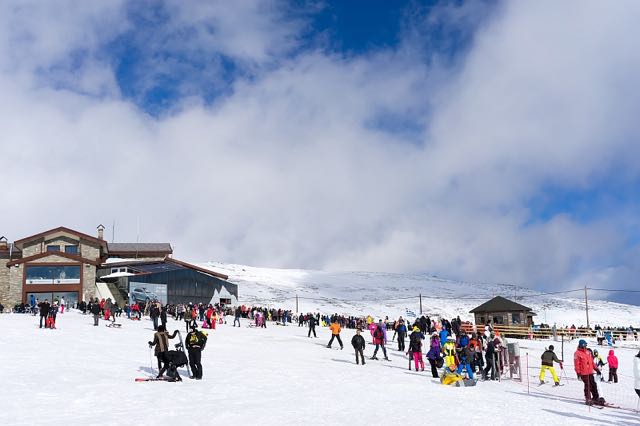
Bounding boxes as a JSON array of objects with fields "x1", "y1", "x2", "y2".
[{"x1": 2, "y1": 0, "x2": 640, "y2": 306}]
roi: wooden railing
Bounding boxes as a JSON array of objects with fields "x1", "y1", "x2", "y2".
[{"x1": 461, "y1": 323, "x2": 601, "y2": 339}]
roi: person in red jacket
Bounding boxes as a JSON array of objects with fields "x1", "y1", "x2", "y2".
[
  {"x1": 574, "y1": 339, "x2": 602, "y2": 405},
  {"x1": 607, "y1": 349, "x2": 618, "y2": 383}
]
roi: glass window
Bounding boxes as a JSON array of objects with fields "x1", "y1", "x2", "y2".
[
  {"x1": 511, "y1": 313, "x2": 522, "y2": 324},
  {"x1": 25, "y1": 265, "x2": 81, "y2": 284},
  {"x1": 65, "y1": 245, "x2": 78, "y2": 255},
  {"x1": 492, "y1": 315, "x2": 505, "y2": 325},
  {"x1": 47, "y1": 245, "x2": 61, "y2": 252}
]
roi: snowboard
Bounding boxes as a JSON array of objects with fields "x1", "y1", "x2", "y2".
[
  {"x1": 134, "y1": 377, "x2": 178, "y2": 382},
  {"x1": 176, "y1": 331, "x2": 192, "y2": 377}
]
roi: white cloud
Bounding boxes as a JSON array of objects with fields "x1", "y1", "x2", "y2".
[{"x1": 1, "y1": 1, "x2": 640, "y2": 299}]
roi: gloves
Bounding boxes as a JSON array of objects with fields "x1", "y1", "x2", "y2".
[
  {"x1": 559, "y1": 362, "x2": 563, "y2": 369},
  {"x1": 148, "y1": 341, "x2": 153, "y2": 348}
]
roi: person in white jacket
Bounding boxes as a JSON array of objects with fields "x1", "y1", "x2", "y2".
[{"x1": 634, "y1": 350, "x2": 640, "y2": 399}]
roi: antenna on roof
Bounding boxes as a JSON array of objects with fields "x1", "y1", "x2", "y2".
[
  {"x1": 112, "y1": 220, "x2": 115, "y2": 243},
  {"x1": 136, "y1": 215, "x2": 140, "y2": 259}
]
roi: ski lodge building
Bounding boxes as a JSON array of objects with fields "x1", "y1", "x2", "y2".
[{"x1": 0, "y1": 226, "x2": 237, "y2": 308}]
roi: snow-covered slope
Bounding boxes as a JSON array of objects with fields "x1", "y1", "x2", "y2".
[{"x1": 202, "y1": 262, "x2": 640, "y2": 327}]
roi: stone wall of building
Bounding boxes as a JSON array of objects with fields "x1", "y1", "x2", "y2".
[
  {"x1": 0, "y1": 259, "x2": 9, "y2": 305},
  {"x1": 21, "y1": 241, "x2": 42, "y2": 257},
  {"x1": 83, "y1": 266, "x2": 97, "y2": 301},
  {"x1": 8, "y1": 265, "x2": 22, "y2": 304}
]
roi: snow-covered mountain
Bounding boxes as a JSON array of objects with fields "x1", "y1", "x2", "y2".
[{"x1": 201, "y1": 262, "x2": 640, "y2": 328}]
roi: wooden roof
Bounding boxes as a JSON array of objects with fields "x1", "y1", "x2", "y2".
[{"x1": 469, "y1": 296, "x2": 533, "y2": 314}]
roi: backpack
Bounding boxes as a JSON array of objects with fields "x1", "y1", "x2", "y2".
[{"x1": 188, "y1": 330, "x2": 207, "y2": 349}]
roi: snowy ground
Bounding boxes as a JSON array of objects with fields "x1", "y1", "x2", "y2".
[
  {"x1": 2, "y1": 311, "x2": 639, "y2": 426},
  {"x1": 203, "y1": 262, "x2": 640, "y2": 327}
]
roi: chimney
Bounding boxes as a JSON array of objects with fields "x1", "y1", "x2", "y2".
[
  {"x1": 0, "y1": 236, "x2": 7, "y2": 249},
  {"x1": 97, "y1": 224, "x2": 105, "y2": 240}
]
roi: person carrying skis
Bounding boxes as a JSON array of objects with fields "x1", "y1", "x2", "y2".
[
  {"x1": 186, "y1": 323, "x2": 207, "y2": 380},
  {"x1": 606, "y1": 349, "x2": 618, "y2": 383},
  {"x1": 308, "y1": 314, "x2": 317, "y2": 338},
  {"x1": 148, "y1": 325, "x2": 179, "y2": 379},
  {"x1": 351, "y1": 328, "x2": 366, "y2": 365},
  {"x1": 539, "y1": 344, "x2": 563, "y2": 386},
  {"x1": 371, "y1": 320, "x2": 389, "y2": 361},
  {"x1": 396, "y1": 319, "x2": 407, "y2": 352},
  {"x1": 327, "y1": 319, "x2": 344, "y2": 349},
  {"x1": 408, "y1": 326, "x2": 425, "y2": 371},
  {"x1": 574, "y1": 339, "x2": 603, "y2": 406}
]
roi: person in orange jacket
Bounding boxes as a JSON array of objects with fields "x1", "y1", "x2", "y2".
[
  {"x1": 574, "y1": 339, "x2": 602, "y2": 405},
  {"x1": 327, "y1": 319, "x2": 344, "y2": 349}
]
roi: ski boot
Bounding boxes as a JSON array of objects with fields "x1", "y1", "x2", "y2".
[{"x1": 370, "y1": 356, "x2": 378, "y2": 360}]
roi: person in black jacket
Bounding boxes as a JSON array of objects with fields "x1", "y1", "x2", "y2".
[
  {"x1": 148, "y1": 325, "x2": 179, "y2": 378},
  {"x1": 307, "y1": 314, "x2": 317, "y2": 338},
  {"x1": 351, "y1": 328, "x2": 366, "y2": 365},
  {"x1": 90, "y1": 298, "x2": 101, "y2": 326},
  {"x1": 160, "y1": 305, "x2": 168, "y2": 329},
  {"x1": 39, "y1": 299, "x2": 50, "y2": 328},
  {"x1": 186, "y1": 324, "x2": 207, "y2": 379},
  {"x1": 482, "y1": 338, "x2": 497, "y2": 380},
  {"x1": 150, "y1": 302, "x2": 160, "y2": 331}
]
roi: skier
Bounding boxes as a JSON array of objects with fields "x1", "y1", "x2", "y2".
[
  {"x1": 539, "y1": 345, "x2": 563, "y2": 386},
  {"x1": 396, "y1": 319, "x2": 407, "y2": 351},
  {"x1": 574, "y1": 339, "x2": 603, "y2": 406},
  {"x1": 38, "y1": 299, "x2": 50, "y2": 329},
  {"x1": 408, "y1": 326, "x2": 424, "y2": 371},
  {"x1": 186, "y1": 324, "x2": 207, "y2": 380},
  {"x1": 148, "y1": 325, "x2": 179, "y2": 379},
  {"x1": 351, "y1": 328, "x2": 366, "y2": 365},
  {"x1": 308, "y1": 314, "x2": 317, "y2": 338},
  {"x1": 606, "y1": 349, "x2": 618, "y2": 383},
  {"x1": 327, "y1": 319, "x2": 344, "y2": 349},
  {"x1": 370, "y1": 320, "x2": 389, "y2": 361}
]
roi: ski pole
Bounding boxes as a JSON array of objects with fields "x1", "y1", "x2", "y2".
[{"x1": 149, "y1": 346, "x2": 154, "y2": 375}]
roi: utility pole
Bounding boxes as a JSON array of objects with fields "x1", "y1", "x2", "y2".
[
  {"x1": 419, "y1": 293, "x2": 422, "y2": 315},
  {"x1": 584, "y1": 286, "x2": 590, "y2": 329},
  {"x1": 295, "y1": 294, "x2": 299, "y2": 313}
]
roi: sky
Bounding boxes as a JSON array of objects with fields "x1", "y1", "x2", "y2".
[{"x1": 1, "y1": 0, "x2": 640, "y2": 304}]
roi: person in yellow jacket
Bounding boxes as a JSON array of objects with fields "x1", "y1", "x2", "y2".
[
  {"x1": 443, "y1": 336, "x2": 457, "y2": 368},
  {"x1": 440, "y1": 363, "x2": 464, "y2": 386},
  {"x1": 327, "y1": 319, "x2": 344, "y2": 349}
]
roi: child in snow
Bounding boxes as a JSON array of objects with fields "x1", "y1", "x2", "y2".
[
  {"x1": 539, "y1": 345, "x2": 563, "y2": 386},
  {"x1": 592, "y1": 349, "x2": 606, "y2": 382},
  {"x1": 442, "y1": 336, "x2": 457, "y2": 368},
  {"x1": 606, "y1": 350, "x2": 618, "y2": 383},
  {"x1": 351, "y1": 328, "x2": 366, "y2": 365}
]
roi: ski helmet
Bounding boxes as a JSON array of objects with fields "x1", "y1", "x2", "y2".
[{"x1": 578, "y1": 339, "x2": 587, "y2": 348}]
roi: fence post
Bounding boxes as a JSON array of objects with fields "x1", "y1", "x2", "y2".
[{"x1": 526, "y1": 352, "x2": 529, "y2": 395}]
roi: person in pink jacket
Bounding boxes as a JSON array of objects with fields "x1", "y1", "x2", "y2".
[{"x1": 607, "y1": 349, "x2": 618, "y2": 383}]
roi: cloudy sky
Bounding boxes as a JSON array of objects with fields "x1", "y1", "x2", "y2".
[{"x1": 1, "y1": 1, "x2": 639, "y2": 304}]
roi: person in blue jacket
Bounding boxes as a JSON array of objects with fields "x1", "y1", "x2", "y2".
[
  {"x1": 439, "y1": 327, "x2": 449, "y2": 346},
  {"x1": 396, "y1": 319, "x2": 407, "y2": 351},
  {"x1": 457, "y1": 343, "x2": 475, "y2": 379}
]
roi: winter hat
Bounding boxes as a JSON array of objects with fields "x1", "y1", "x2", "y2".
[
  {"x1": 548, "y1": 345, "x2": 554, "y2": 351},
  {"x1": 578, "y1": 339, "x2": 587, "y2": 348}
]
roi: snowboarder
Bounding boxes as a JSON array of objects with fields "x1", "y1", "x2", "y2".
[
  {"x1": 351, "y1": 328, "x2": 366, "y2": 365},
  {"x1": 371, "y1": 320, "x2": 389, "y2": 360},
  {"x1": 186, "y1": 324, "x2": 207, "y2": 380},
  {"x1": 539, "y1": 345, "x2": 563, "y2": 386},
  {"x1": 574, "y1": 339, "x2": 603, "y2": 406},
  {"x1": 148, "y1": 325, "x2": 179, "y2": 379},
  {"x1": 327, "y1": 319, "x2": 343, "y2": 349},
  {"x1": 607, "y1": 349, "x2": 618, "y2": 383},
  {"x1": 408, "y1": 326, "x2": 425, "y2": 371}
]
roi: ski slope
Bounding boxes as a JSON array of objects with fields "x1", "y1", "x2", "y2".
[
  {"x1": 2, "y1": 312, "x2": 639, "y2": 426},
  {"x1": 202, "y1": 262, "x2": 640, "y2": 327}
]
